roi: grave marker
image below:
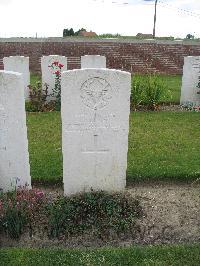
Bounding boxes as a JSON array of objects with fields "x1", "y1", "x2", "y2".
[
  {"x1": 3, "y1": 56, "x2": 30, "y2": 99},
  {"x1": 81, "y1": 55, "x2": 106, "y2": 68},
  {"x1": 181, "y1": 56, "x2": 200, "y2": 106},
  {"x1": 0, "y1": 71, "x2": 31, "y2": 192},
  {"x1": 61, "y1": 69, "x2": 131, "y2": 195},
  {"x1": 41, "y1": 55, "x2": 67, "y2": 101}
]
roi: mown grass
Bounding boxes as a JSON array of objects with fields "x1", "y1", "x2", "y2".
[
  {"x1": 27, "y1": 112, "x2": 62, "y2": 183},
  {"x1": 132, "y1": 74, "x2": 181, "y2": 104},
  {"x1": 1, "y1": 244, "x2": 200, "y2": 266},
  {"x1": 30, "y1": 72, "x2": 41, "y2": 86},
  {"x1": 27, "y1": 111, "x2": 200, "y2": 183},
  {"x1": 127, "y1": 112, "x2": 200, "y2": 182},
  {"x1": 160, "y1": 75, "x2": 181, "y2": 103}
]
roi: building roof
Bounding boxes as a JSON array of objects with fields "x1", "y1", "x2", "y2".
[{"x1": 78, "y1": 31, "x2": 97, "y2": 37}]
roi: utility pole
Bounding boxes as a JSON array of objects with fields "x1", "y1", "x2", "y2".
[{"x1": 153, "y1": 0, "x2": 158, "y2": 38}]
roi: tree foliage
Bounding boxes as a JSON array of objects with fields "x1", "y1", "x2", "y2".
[
  {"x1": 186, "y1": 33, "x2": 195, "y2": 40},
  {"x1": 63, "y1": 28, "x2": 87, "y2": 37}
]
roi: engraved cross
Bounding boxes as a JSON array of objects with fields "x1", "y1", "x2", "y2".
[
  {"x1": 81, "y1": 111, "x2": 109, "y2": 178},
  {"x1": 82, "y1": 132, "x2": 109, "y2": 179}
]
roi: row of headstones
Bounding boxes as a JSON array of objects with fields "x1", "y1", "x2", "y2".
[
  {"x1": 3, "y1": 55, "x2": 106, "y2": 101},
  {"x1": 0, "y1": 67, "x2": 130, "y2": 195},
  {"x1": 2, "y1": 55, "x2": 200, "y2": 106}
]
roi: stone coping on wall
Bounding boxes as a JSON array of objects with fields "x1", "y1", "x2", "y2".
[{"x1": 0, "y1": 37, "x2": 200, "y2": 45}]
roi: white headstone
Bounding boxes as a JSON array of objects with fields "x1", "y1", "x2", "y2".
[
  {"x1": 41, "y1": 55, "x2": 67, "y2": 101},
  {"x1": 3, "y1": 56, "x2": 30, "y2": 100},
  {"x1": 181, "y1": 56, "x2": 200, "y2": 106},
  {"x1": 61, "y1": 69, "x2": 131, "y2": 195},
  {"x1": 0, "y1": 71, "x2": 31, "y2": 192},
  {"x1": 81, "y1": 55, "x2": 106, "y2": 68}
]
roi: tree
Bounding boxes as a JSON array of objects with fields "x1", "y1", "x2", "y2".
[
  {"x1": 63, "y1": 28, "x2": 75, "y2": 37},
  {"x1": 63, "y1": 28, "x2": 87, "y2": 37},
  {"x1": 63, "y1": 29, "x2": 70, "y2": 37},
  {"x1": 186, "y1": 34, "x2": 194, "y2": 40},
  {"x1": 69, "y1": 28, "x2": 74, "y2": 36},
  {"x1": 74, "y1": 28, "x2": 87, "y2": 36}
]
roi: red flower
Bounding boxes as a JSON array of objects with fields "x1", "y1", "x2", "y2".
[
  {"x1": 54, "y1": 70, "x2": 60, "y2": 75},
  {"x1": 59, "y1": 63, "x2": 64, "y2": 68},
  {"x1": 53, "y1": 61, "x2": 59, "y2": 66}
]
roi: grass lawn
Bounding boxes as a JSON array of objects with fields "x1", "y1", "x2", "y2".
[
  {"x1": 30, "y1": 72, "x2": 41, "y2": 86},
  {"x1": 127, "y1": 111, "x2": 200, "y2": 182},
  {"x1": 27, "y1": 112, "x2": 62, "y2": 183},
  {"x1": 1, "y1": 244, "x2": 200, "y2": 266},
  {"x1": 27, "y1": 111, "x2": 200, "y2": 184},
  {"x1": 161, "y1": 75, "x2": 181, "y2": 104}
]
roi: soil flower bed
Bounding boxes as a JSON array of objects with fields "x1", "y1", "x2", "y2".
[{"x1": 0, "y1": 188, "x2": 143, "y2": 246}]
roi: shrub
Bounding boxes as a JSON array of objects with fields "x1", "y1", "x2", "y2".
[
  {"x1": 0, "y1": 188, "x2": 46, "y2": 239},
  {"x1": 131, "y1": 75, "x2": 145, "y2": 110},
  {"x1": 26, "y1": 82, "x2": 49, "y2": 112},
  {"x1": 131, "y1": 74, "x2": 171, "y2": 111},
  {"x1": 142, "y1": 74, "x2": 171, "y2": 110},
  {"x1": 0, "y1": 190, "x2": 143, "y2": 241},
  {"x1": 46, "y1": 191, "x2": 143, "y2": 238}
]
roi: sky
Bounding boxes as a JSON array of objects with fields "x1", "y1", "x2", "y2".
[{"x1": 0, "y1": 0, "x2": 200, "y2": 38}]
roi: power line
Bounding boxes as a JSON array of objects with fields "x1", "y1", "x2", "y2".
[
  {"x1": 158, "y1": 0, "x2": 200, "y2": 19},
  {"x1": 92, "y1": 0, "x2": 200, "y2": 19},
  {"x1": 91, "y1": 0, "x2": 153, "y2": 6}
]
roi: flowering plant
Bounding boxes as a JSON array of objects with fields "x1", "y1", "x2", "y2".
[
  {"x1": 181, "y1": 101, "x2": 200, "y2": 112},
  {"x1": 0, "y1": 187, "x2": 46, "y2": 239},
  {"x1": 48, "y1": 61, "x2": 64, "y2": 110},
  {"x1": 196, "y1": 75, "x2": 200, "y2": 89},
  {"x1": 28, "y1": 81, "x2": 49, "y2": 112},
  {"x1": 193, "y1": 105, "x2": 200, "y2": 112}
]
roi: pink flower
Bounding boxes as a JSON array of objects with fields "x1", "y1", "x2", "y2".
[{"x1": 35, "y1": 191, "x2": 44, "y2": 198}]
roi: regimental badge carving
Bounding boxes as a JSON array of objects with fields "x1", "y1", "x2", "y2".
[{"x1": 80, "y1": 77, "x2": 112, "y2": 110}]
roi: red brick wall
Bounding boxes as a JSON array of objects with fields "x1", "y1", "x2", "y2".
[{"x1": 1, "y1": 38, "x2": 200, "y2": 74}]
